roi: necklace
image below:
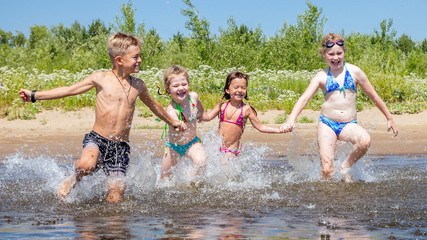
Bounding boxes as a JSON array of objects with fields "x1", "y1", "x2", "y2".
[
  {"x1": 226, "y1": 102, "x2": 242, "y2": 120},
  {"x1": 112, "y1": 70, "x2": 132, "y2": 99}
]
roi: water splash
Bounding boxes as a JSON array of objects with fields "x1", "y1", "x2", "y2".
[{"x1": 1, "y1": 135, "x2": 426, "y2": 239}]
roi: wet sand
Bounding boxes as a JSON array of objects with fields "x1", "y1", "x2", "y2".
[{"x1": 1, "y1": 108, "x2": 426, "y2": 157}]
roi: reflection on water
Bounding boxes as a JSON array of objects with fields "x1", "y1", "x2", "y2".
[{"x1": 0, "y1": 132, "x2": 426, "y2": 239}]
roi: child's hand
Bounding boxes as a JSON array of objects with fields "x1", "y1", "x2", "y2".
[
  {"x1": 197, "y1": 111, "x2": 204, "y2": 123},
  {"x1": 198, "y1": 113, "x2": 209, "y2": 122},
  {"x1": 18, "y1": 89, "x2": 31, "y2": 102},
  {"x1": 171, "y1": 120, "x2": 187, "y2": 132},
  {"x1": 280, "y1": 122, "x2": 295, "y2": 133},
  {"x1": 197, "y1": 115, "x2": 204, "y2": 123},
  {"x1": 387, "y1": 118, "x2": 399, "y2": 137}
]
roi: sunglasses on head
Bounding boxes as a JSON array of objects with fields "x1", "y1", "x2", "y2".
[{"x1": 324, "y1": 39, "x2": 344, "y2": 48}]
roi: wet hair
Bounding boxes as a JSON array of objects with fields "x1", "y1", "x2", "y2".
[
  {"x1": 107, "y1": 32, "x2": 141, "y2": 63},
  {"x1": 160, "y1": 65, "x2": 190, "y2": 94},
  {"x1": 319, "y1": 33, "x2": 346, "y2": 55},
  {"x1": 223, "y1": 71, "x2": 257, "y2": 116}
]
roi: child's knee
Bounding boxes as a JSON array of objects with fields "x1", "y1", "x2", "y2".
[
  {"x1": 320, "y1": 157, "x2": 334, "y2": 176},
  {"x1": 194, "y1": 154, "x2": 207, "y2": 166},
  {"x1": 108, "y1": 179, "x2": 126, "y2": 191},
  {"x1": 76, "y1": 148, "x2": 98, "y2": 172},
  {"x1": 357, "y1": 134, "x2": 371, "y2": 150}
]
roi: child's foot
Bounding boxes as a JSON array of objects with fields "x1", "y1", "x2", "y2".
[
  {"x1": 187, "y1": 180, "x2": 205, "y2": 191},
  {"x1": 57, "y1": 174, "x2": 77, "y2": 200},
  {"x1": 107, "y1": 178, "x2": 125, "y2": 203},
  {"x1": 339, "y1": 167, "x2": 353, "y2": 183},
  {"x1": 320, "y1": 172, "x2": 333, "y2": 181},
  {"x1": 106, "y1": 191, "x2": 124, "y2": 203}
]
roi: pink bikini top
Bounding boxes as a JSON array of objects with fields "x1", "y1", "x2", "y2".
[{"x1": 219, "y1": 101, "x2": 245, "y2": 127}]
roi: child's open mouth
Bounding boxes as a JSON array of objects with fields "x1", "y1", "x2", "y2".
[{"x1": 177, "y1": 91, "x2": 187, "y2": 98}]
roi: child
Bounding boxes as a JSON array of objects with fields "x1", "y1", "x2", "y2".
[
  {"x1": 203, "y1": 71, "x2": 288, "y2": 158},
  {"x1": 281, "y1": 33, "x2": 399, "y2": 182},
  {"x1": 18, "y1": 32, "x2": 185, "y2": 202},
  {"x1": 160, "y1": 65, "x2": 206, "y2": 180}
]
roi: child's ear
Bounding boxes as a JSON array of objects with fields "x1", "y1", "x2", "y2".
[
  {"x1": 225, "y1": 89, "x2": 230, "y2": 94},
  {"x1": 114, "y1": 56, "x2": 123, "y2": 66}
]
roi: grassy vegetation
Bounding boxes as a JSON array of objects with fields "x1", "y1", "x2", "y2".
[
  {"x1": 1, "y1": 1, "x2": 426, "y2": 120},
  {"x1": 1, "y1": 65, "x2": 426, "y2": 120}
]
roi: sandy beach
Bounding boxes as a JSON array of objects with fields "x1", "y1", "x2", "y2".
[{"x1": 1, "y1": 108, "x2": 426, "y2": 158}]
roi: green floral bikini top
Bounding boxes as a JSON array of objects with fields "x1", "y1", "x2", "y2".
[{"x1": 173, "y1": 96, "x2": 197, "y2": 123}]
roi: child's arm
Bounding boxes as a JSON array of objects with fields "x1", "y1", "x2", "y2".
[
  {"x1": 201, "y1": 102, "x2": 222, "y2": 121},
  {"x1": 138, "y1": 84, "x2": 186, "y2": 131},
  {"x1": 19, "y1": 73, "x2": 97, "y2": 102},
  {"x1": 280, "y1": 72, "x2": 322, "y2": 132},
  {"x1": 354, "y1": 66, "x2": 398, "y2": 137},
  {"x1": 191, "y1": 92, "x2": 204, "y2": 121},
  {"x1": 247, "y1": 107, "x2": 286, "y2": 133}
]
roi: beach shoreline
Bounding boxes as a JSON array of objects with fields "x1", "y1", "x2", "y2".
[{"x1": 1, "y1": 108, "x2": 426, "y2": 158}]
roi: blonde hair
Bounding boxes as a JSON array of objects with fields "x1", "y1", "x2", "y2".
[
  {"x1": 162, "y1": 65, "x2": 190, "y2": 94},
  {"x1": 319, "y1": 33, "x2": 346, "y2": 55},
  {"x1": 107, "y1": 32, "x2": 141, "y2": 62}
]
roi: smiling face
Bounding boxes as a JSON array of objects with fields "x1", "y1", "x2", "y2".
[
  {"x1": 323, "y1": 45, "x2": 345, "y2": 70},
  {"x1": 168, "y1": 74, "x2": 190, "y2": 102},
  {"x1": 226, "y1": 77, "x2": 247, "y2": 102},
  {"x1": 119, "y1": 45, "x2": 142, "y2": 73}
]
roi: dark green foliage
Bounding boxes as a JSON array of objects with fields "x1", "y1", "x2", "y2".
[
  {"x1": 0, "y1": 0, "x2": 426, "y2": 119},
  {"x1": 88, "y1": 19, "x2": 110, "y2": 37},
  {"x1": 397, "y1": 34, "x2": 415, "y2": 54},
  {"x1": 0, "y1": 29, "x2": 12, "y2": 45},
  {"x1": 140, "y1": 29, "x2": 164, "y2": 67},
  {"x1": 261, "y1": 2, "x2": 326, "y2": 71},
  {"x1": 115, "y1": 1, "x2": 137, "y2": 34},
  {"x1": 10, "y1": 31, "x2": 26, "y2": 47},
  {"x1": 0, "y1": 1, "x2": 425, "y2": 77},
  {"x1": 213, "y1": 17, "x2": 265, "y2": 70},
  {"x1": 421, "y1": 39, "x2": 427, "y2": 53}
]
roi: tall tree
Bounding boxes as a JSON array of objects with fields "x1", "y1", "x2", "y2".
[
  {"x1": 115, "y1": 1, "x2": 136, "y2": 34},
  {"x1": 181, "y1": 0, "x2": 212, "y2": 65},
  {"x1": 396, "y1": 34, "x2": 415, "y2": 54}
]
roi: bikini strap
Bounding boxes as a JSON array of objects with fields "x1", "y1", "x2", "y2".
[
  {"x1": 173, "y1": 96, "x2": 197, "y2": 123},
  {"x1": 220, "y1": 101, "x2": 231, "y2": 121},
  {"x1": 173, "y1": 100, "x2": 186, "y2": 122}
]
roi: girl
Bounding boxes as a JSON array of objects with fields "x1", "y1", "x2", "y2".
[
  {"x1": 203, "y1": 71, "x2": 288, "y2": 157},
  {"x1": 281, "y1": 33, "x2": 399, "y2": 182},
  {"x1": 160, "y1": 65, "x2": 206, "y2": 180}
]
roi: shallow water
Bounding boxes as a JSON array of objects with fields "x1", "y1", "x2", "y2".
[{"x1": 0, "y1": 133, "x2": 426, "y2": 239}]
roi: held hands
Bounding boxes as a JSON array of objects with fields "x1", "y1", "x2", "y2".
[
  {"x1": 387, "y1": 118, "x2": 399, "y2": 137},
  {"x1": 280, "y1": 122, "x2": 295, "y2": 133},
  {"x1": 197, "y1": 111, "x2": 204, "y2": 123},
  {"x1": 171, "y1": 120, "x2": 187, "y2": 132}
]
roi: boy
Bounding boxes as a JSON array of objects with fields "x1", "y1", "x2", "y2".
[{"x1": 19, "y1": 32, "x2": 185, "y2": 202}]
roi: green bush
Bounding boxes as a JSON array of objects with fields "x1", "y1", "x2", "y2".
[{"x1": 1, "y1": 1, "x2": 426, "y2": 119}]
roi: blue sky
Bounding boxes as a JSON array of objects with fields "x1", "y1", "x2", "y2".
[{"x1": 1, "y1": 0, "x2": 426, "y2": 41}]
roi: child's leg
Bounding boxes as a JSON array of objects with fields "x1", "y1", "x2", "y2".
[
  {"x1": 186, "y1": 142, "x2": 207, "y2": 177},
  {"x1": 338, "y1": 123, "x2": 371, "y2": 179},
  {"x1": 57, "y1": 146, "x2": 99, "y2": 199},
  {"x1": 106, "y1": 175, "x2": 126, "y2": 203},
  {"x1": 317, "y1": 123, "x2": 338, "y2": 179},
  {"x1": 160, "y1": 149, "x2": 179, "y2": 180}
]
